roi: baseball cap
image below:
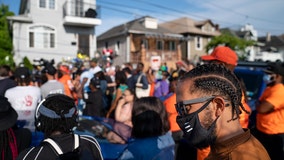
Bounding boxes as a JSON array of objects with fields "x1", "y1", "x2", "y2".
[
  {"x1": 201, "y1": 46, "x2": 238, "y2": 66},
  {"x1": 14, "y1": 67, "x2": 30, "y2": 79},
  {"x1": 59, "y1": 65, "x2": 70, "y2": 74},
  {"x1": 90, "y1": 77, "x2": 101, "y2": 89},
  {"x1": 264, "y1": 62, "x2": 284, "y2": 76},
  {"x1": 91, "y1": 58, "x2": 98, "y2": 63},
  {"x1": 42, "y1": 64, "x2": 57, "y2": 75}
]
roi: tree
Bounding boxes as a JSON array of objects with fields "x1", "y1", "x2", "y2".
[
  {"x1": 205, "y1": 31, "x2": 255, "y2": 60},
  {"x1": 0, "y1": 4, "x2": 15, "y2": 67}
]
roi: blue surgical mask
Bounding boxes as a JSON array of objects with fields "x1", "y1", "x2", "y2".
[{"x1": 263, "y1": 74, "x2": 274, "y2": 84}]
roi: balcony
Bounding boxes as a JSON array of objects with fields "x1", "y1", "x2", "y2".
[{"x1": 63, "y1": 1, "x2": 101, "y2": 27}]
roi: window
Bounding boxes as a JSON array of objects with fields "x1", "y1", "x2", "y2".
[
  {"x1": 157, "y1": 40, "x2": 163, "y2": 50},
  {"x1": 39, "y1": 0, "x2": 46, "y2": 8},
  {"x1": 39, "y1": 0, "x2": 55, "y2": 9},
  {"x1": 105, "y1": 42, "x2": 108, "y2": 49},
  {"x1": 116, "y1": 41, "x2": 120, "y2": 49},
  {"x1": 78, "y1": 35, "x2": 89, "y2": 56},
  {"x1": 115, "y1": 41, "x2": 120, "y2": 55},
  {"x1": 75, "y1": 0, "x2": 84, "y2": 17},
  {"x1": 195, "y1": 36, "x2": 202, "y2": 50},
  {"x1": 169, "y1": 41, "x2": 176, "y2": 51},
  {"x1": 141, "y1": 39, "x2": 148, "y2": 49},
  {"x1": 29, "y1": 25, "x2": 55, "y2": 49}
]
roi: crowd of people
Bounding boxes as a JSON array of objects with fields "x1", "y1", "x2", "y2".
[{"x1": 0, "y1": 46, "x2": 283, "y2": 159}]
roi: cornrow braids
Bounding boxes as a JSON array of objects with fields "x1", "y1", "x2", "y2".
[{"x1": 179, "y1": 64, "x2": 249, "y2": 121}]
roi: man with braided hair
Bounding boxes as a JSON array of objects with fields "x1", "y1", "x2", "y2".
[
  {"x1": 17, "y1": 94, "x2": 103, "y2": 160},
  {"x1": 175, "y1": 64, "x2": 270, "y2": 159},
  {"x1": 198, "y1": 46, "x2": 252, "y2": 159},
  {"x1": 201, "y1": 46, "x2": 251, "y2": 128}
]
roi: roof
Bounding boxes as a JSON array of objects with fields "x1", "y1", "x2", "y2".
[
  {"x1": 159, "y1": 17, "x2": 220, "y2": 36},
  {"x1": 220, "y1": 28, "x2": 253, "y2": 38},
  {"x1": 6, "y1": 15, "x2": 32, "y2": 23},
  {"x1": 258, "y1": 35, "x2": 284, "y2": 51},
  {"x1": 97, "y1": 16, "x2": 183, "y2": 40}
]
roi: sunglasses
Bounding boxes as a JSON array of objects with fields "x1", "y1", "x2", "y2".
[{"x1": 175, "y1": 96, "x2": 215, "y2": 116}]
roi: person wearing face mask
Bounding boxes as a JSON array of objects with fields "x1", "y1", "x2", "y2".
[
  {"x1": 200, "y1": 46, "x2": 252, "y2": 159},
  {"x1": 175, "y1": 63, "x2": 270, "y2": 160},
  {"x1": 253, "y1": 62, "x2": 284, "y2": 160}
]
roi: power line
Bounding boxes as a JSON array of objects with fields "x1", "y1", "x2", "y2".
[
  {"x1": 204, "y1": 1, "x2": 284, "y2": 26},
  {"x1": 98, "y1": 0, "x2": 284, "y2": 35}
]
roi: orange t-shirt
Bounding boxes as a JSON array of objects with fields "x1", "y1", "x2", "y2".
[
  {"x1": 257, "y1": 83, "x2": 284, "y2": 134},
  {"x1": 163, "y1": 93, "x2": 181, "y2": 132},
  {"x1": 58, "y1": 74, "x2": 73, "y2": 98},
  {"x1": 239, "y1": 93, "x2": 251, "y2": 128},
  {"x1": 197, "y1": 147, "x2": 210, "y2": 160},
  {"x1": 149, "y1": 82, "x2": 155, "y2": 97}
]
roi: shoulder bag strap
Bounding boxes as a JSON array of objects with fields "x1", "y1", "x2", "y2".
[
  {"x1": 74, "y1": 134, "x2": 79, "y2": 149},
  {"x1": 137, "y1": 74, "x2": 142, "y2": 84},
  {"x1": 137, "y1": 73, "x2": 146, "y2": 84},
  {"x1": 43, "y1": 134, "x2": 80, "y2": 155},
  {"x1": 43, "y1": 138, "x2": 63, "y2": 155}
]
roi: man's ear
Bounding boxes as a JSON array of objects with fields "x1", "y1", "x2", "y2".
[{"x1": 212, "y1": 97, "x2": 226, "y2": 117}]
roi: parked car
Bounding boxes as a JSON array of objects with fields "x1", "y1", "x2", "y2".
[{"x1": 234, "y1": 61, "x2": 267, "y2": 128}]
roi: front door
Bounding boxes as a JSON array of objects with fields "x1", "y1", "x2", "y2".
[{"x1": 78, "y1": 34, "x2": 90, "y2": 56}]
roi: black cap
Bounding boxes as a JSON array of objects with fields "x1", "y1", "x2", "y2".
[
  {"x1": 14, "y1": 67, "x2": 30, "y2": 79},
  {"x1": 90, "y1": 77, "x2": 101, "y2": 89},
  {"x1": 42, "y1": 64, "x2": 57, "y2": 75},
  {"x1": 264, "y1": 62, "x2": 284, "y2": 76}
]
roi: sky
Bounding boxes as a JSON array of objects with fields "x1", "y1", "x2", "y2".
[{"x1": 2, "y1": 0, "x2": 284, "y2": 37}]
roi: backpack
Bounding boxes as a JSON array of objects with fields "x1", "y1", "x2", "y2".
[{"x1": 43, "y1": 134, "x2": 80, "y2": 160}]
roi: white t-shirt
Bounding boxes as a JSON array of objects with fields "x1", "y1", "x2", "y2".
[
  {"x1": 89, "y1": 66, "x2": 102, "y2": 75},
  {"x1": 5, "y1": 86, "x2": 41, "y2": 131}
]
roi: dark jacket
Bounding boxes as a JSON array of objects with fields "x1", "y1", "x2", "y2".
[{"x1": 17, "y1": 134, "x2": 103, "y2": 160}]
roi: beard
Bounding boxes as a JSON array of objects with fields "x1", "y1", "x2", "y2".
[
  {"x1": 195, "y1": 111, "x2": 217, "y2": 149},
  {"x1": 195, "y1": 124, "x2": 217, "y2": 149}
]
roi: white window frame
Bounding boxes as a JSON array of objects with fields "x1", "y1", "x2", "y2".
[
  {"x1": 195, "y1": 36, "x2": 202, "y2": 50},
  {"x1": 38, "y1": 0, "x2": 56, "y2": 10},
  {"x1": 28, "y1": 24, "x2": 56, "y2": 49}
]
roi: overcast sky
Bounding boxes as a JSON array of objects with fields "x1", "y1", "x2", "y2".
[{"x1": 3, "y1": 0, "x2": 284, "y2": 37}]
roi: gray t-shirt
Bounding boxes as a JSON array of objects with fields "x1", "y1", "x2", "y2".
[{"x1": 40, "y1": 80, "x2": 65, "y2": 98}]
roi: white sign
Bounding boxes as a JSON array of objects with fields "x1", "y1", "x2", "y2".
[{"x1": 150, "y1": 56, "x2": 161, "y2": 71}]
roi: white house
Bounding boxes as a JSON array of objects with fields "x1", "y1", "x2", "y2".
[{"x1": 7, "y1": 0, "x2": 101, "y2": 65}]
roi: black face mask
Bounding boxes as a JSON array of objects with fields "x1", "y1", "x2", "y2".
[{"x1": 176, "y1": 100, "x2": 218, "y2": 149}]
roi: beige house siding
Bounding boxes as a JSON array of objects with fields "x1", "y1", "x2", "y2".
[
  {"x1": 188, "y1": 35, "x2": 211, "y2": 61},
  {"x1": 130, "y1": 34, "x2": 181, "y2": 70},
  {"x1": 160, "y1": 17, "x2": 221, "y2": 63}
]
